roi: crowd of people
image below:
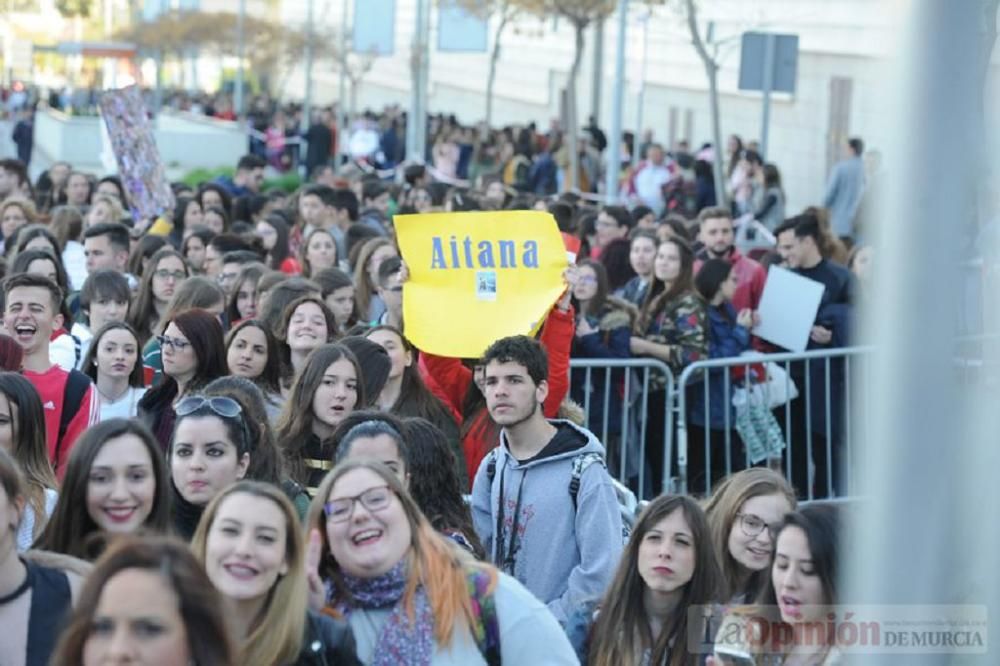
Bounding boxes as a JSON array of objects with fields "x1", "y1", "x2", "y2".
[{"x1": 0, "y1": 116, "x2": 868, "y2": 664}]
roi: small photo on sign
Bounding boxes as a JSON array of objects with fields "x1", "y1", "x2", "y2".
[{"x1": 476, "y1": 271, "x2": 497, "y2": 301}]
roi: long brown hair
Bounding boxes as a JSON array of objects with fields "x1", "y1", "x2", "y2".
[
  {"x1": 34, "y1": 419, "x2": 170, "y2": 559},
  {"x1": 274, "y1": 343, "x2": 365, "y2": 485},
  {"x1": 307, "y1": 459, "x2": 496, "y2": 646},
  {"x1": 126, "y1": 247, "x2": 192, "y2": 345},
  {"x1": 638, "y1": 238, "x2": 697, "y2": 334},
  {"x1": 589, "y1": 495, "x2": 720, "y2": 666},
  {"x1": 191, "y1": 482, "x2": 306, "y2": 665},
  {"x1": 50, "y1": 536, "x2": 236, "y2": 666},
  {"x1": 365, "y1": 325, "x2": 458, "y2": 433},
  {"x1": 703, "y1": 468, "x2": 796, "y2": 602},
  {"x1": 573, "y1": 259, "x2": 610, "y2": 319},
  {"x1": 0, "y1": 372, "x2": 56, "y2": 533}
]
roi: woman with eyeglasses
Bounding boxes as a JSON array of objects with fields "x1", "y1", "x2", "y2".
[
  {"x1": 304, "y1": 459, "x2": 578, "y2": 664},
  {"x1": 192, "y1": 481, "x2": 360, "y2": 665},
  {"x1": 587, "y1": 494, "x2": 720, "y2": 666},
  {"x1": 126, "y1": 247, "x2": 191, "y2": 347},
  {"x1": 275, "y1": 343, "x2": 362, "y2": 495},
  {"x1": 50, "y1": 536, "x2": 236, "y2": 666},
  {"x1": 279, "y1": 295, "x2": 338, "y2": 385},
  {"x1": 139, "y1": 276, "x2": 226, "y2": 385},
  {"x1": 80, "y1": 322, "x2": 147, "y2": 420},
  {"x1": 704, "y1": 468, "x2": 796, "y2": 605},
  {"x1": 0, "y1": 373, "x2": 58, "y2": 551},
  {"x1": 709, "y1": 504, "x2": 842, "y2": 666},
  {"x1": 34, "y1": 419, "x2": 170, "y2": 560},
  {"x1": 168, "y1": 394, "x2": 251, "y2": 539},
  {"x1": 225, "y1": 320, "x2": 284, "y2": 422},
  {"x1": 138, "y1": 309, "x2": 228, "y2": 453}
]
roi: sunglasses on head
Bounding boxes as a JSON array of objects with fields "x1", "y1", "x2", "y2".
[{"x1": 175, "y1": 395, "x2": 243, "y2": 419}]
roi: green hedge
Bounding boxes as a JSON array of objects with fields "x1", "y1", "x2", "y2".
[{"x1": 179, "y1": 168, "x2": 302, "y2": 194}]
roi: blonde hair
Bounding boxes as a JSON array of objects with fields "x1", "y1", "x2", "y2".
[
  {"x1": 191, "y1": 481, "x2": 306, "y2": 665},
  {"x1": 703, "y1": 468, "x2": 796, "y2": 602},
  {"x1": 88, "y1": 194, "x2": 125, "y2": 225},
  {"x1": 0, "y1": 197, "x2": 37, "y2": 224},
  {"x1": 307, "y1": 459, "x2": 497, "y2": 646}
]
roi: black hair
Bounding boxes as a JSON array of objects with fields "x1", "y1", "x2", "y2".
[
  {"x1": 236, "y1": 154, "x2": 267, "y2": 171},
  {"x1": 694, "y1": 258, "x2": 733, "y2": 303},
  {"x1": 377, "y1": 255, "x2": 402, "y2": 288},
  {"x1": 602, "y1": 205, "x2": 632, "y2": 230},
  {"x1": 83, "y1": 222, "x2": 130, "y2": 255},
  {"x1": 82, "y1": 322, "x2": 146, "y2": 388},
  {"x1": 362, "y1": 180, "x2": 388, "y2": 203},
  {"x1": 209, "y1": 232, "x2": 252, "y2": 255},
  {"x1": 848, "y1": 137, "x2": 864, "y2": 156},
  {"x1": 334, "y1": 418, "x2": 409, "y2": 470},
  {"x1": 480, "y1": 335, "x2": 548, "y2": 386},
  {"x1": 548, "y1": 201, "x2": 575, "y2": 233},
  {"x1": 221, "y1": 250, "x2": 262, "y2": 267},
  {"x1": 792, "y1": 215, "x2": 822, "y2": 245},
  {"x1": 630, "y1": 205, "x2": 654, "y2": 225},
  {"x1": 79, "y1": 269, "x2": 131, "y2": 313},
  {"x1": 331, "y1": 188, "x2": 359, "y2": 222}
]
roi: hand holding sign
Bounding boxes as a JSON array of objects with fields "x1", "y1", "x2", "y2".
[{"x1": 395, "y1": 211, "x2": 568, "y2": 358}]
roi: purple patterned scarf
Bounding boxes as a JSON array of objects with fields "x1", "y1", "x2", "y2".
[{"x1": 340, "y1": 560, "x2": 434, "y2": 666}]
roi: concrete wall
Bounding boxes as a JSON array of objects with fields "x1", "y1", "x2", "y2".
[{"x1": 33, "y1": 109, "x2": 247, "y2": 174}]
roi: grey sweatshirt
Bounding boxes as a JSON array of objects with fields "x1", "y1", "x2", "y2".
[{"x1": 471, "y1": 419, "x2": 625, "y2": 625}]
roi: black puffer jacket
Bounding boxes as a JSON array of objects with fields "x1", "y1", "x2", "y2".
[{"x1": 294, "y1": 611, "x2": 361, "y2": 666}]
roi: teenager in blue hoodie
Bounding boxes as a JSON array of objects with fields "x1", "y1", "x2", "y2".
[{"x1": 471, "y1": 335, "x2": 624, "y2": 628}]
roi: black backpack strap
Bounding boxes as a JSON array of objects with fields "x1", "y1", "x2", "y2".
[
  {"x1": 486, "y1": 448, "x2": 499, "y2": 484},
  {"x1": 569, "y1": 452, "x2": 606, "y2": 511},
  {"x1": 56, "y1": 370, "x2": 92, "y2": 470}
]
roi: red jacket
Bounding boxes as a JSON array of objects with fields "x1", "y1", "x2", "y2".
[{"x1": 420, "y1": 306, "x2": 575, "y2": 483}]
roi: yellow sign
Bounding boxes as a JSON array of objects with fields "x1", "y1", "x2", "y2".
[{"x1": 395, "y1": 211, "x2": 568, "y2": 358}]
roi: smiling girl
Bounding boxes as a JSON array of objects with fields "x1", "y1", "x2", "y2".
[
  {"x1": 34, "y1": 419, "x2": 170, "y2": 560},
  {"x1": 192, "y1": 481, "x2": 360, "y2": 665},
  {"x1": 705, "y1": 468, "x2": 797, "y2": 605}
]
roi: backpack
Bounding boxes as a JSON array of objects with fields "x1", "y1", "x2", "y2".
[
  {"x1": 485, "y1": 449, "x2": 637, "y2": 543},
  {"x1": 54, "y1": 369, "x2": 92, "y2": 471}
]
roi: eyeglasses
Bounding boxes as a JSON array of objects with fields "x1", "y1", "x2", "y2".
[
  {"x1": 324, "y1": 485, "x2": 393, "y2": 523},
  {"x1": 218, "y1": 272, "x2": 239, "y2": 284},
  {"x1": 736, "y1": 512, "x2": 780, "y2": 540},
  {"x1": 175, "y1": 395, "x2": 243, "y2": 418},
  {"x1": 577, "y1": 276, "x2": 598, "y2": 285},
  {"x1": 156, "y1": 335, "x2": 191, "y2": 351},
  {"x1": 385, "y1": 286, "x2": 403, "y2": 293},
  {"x1": 154, "y1": 269, "x2": 186, "y2": 281}
]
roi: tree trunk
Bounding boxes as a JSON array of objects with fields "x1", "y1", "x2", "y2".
[
  {"x1": 565, "y1": 22, "x2": 586, "y2": 192},
  {"x1": 684, "y1": 0, "x2": 726, "y2": 207},
  {"x1": 485, "y1": 8, "x2": 511, "y2": 132}
]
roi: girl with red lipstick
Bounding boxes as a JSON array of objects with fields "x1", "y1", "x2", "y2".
[
  {"x1": 705, "y1": 469, "x2": 797, "y2": 604},
  {"x1": 193, "y1": 481, "x2": 361, "y2": 665},
  {"x1": 34, "y1": 419, "x2": 170, "y2": 560},
  {"x1": 588, "y1": 494, "x2": 720, "y2": 666}
]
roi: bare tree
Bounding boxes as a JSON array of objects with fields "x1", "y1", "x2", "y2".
[
  {"x1": 681, "y1": 0, "x2": 726, "y2": 207},
  {"x1": 453, "y1": 0, "x2": 523, "y2": 131}
]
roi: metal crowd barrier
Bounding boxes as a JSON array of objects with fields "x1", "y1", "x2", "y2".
[
  {"x1": 568, "y1": 358, "x2": 674, "y2": 500},
  {"x1": 675, "y1": 347, "x2": 875, "y2": 501}
]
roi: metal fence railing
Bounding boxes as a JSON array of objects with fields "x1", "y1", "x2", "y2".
[
  {"x1": 674, "y1": 346, "x2": 875, "y2": 501},
  {"x1": 569, "y1": 358, "x2": 674, "y2": 500}
]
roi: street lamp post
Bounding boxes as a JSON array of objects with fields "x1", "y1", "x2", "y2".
[{"x1": 605, "y1": 0, "x2": 629, "y2": 203}]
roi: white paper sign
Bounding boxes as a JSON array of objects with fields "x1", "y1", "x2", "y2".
[{"x1": 752, "y1": 266, "x2": 824, "y2": 352}]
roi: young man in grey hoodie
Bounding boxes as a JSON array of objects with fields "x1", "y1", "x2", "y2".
[{"x1": 471, "y1": 335, "x2": 624, "y2": 626}]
